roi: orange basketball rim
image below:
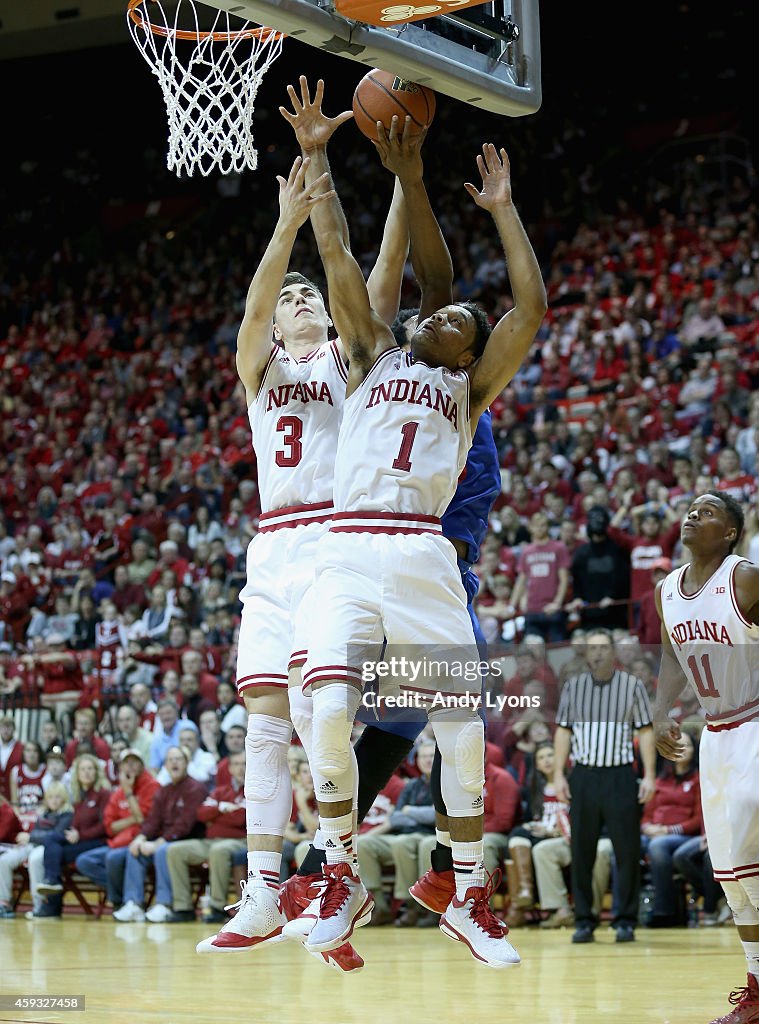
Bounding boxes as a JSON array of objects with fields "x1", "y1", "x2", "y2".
[{"x1": 126, "y1": 0, "x2": 283, "y2": 42}]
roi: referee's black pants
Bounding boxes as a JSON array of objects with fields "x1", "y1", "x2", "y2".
[{"x1": 569, "y1": 763, "x2": 641, "y2": 929}]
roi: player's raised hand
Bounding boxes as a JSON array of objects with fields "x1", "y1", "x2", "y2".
[
  {"x1": 373, "y1": 115, "x2": 425, "y2": 182},
  {"x1": 276, "y1": 156, "x2": 335, "y2": 229},
  {"x1": 464, "y1": 143, "x2": 513, "y2": 211},
  {"x1": 653, "y1": 716, "x2": 686, "y2": 761},
  {"x1": 279, "y1": 76, "x2": 353, "y2": 154}
]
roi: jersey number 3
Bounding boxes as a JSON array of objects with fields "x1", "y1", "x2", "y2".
[
  {"x1": 687, "y1": 653, "x2": 721, "y2": 699},
  {"x1": 392, "y1": 421, "x2": 419, "y2": 472},
  {"x1": 275, "y1": 416, "x2": 303, "y2": 467}
]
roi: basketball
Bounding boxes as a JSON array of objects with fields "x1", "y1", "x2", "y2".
[{"x1": 352, "y1": 69, "x2": 436, "y2": 141}]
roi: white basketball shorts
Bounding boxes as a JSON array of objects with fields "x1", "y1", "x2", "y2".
[
  {"x1": 236, "y1": 508, "x2": 330, "y2": 696},
  {"x1": 700, "y1": 720, "x2": 759, "y2": 904},
  {"x1": 301, "y1": 523, "x2": 479, "y2": 699}
]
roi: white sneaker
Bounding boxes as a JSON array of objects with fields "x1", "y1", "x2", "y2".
[
  {"x1": 440, "y1": 877, "x2": 521, "y2": 969},
  {"x1": 145, "y1": 903, "x2": 173, "y2": 923},
  {"x1": 112, "y1": 900, "x2": 146, "y2": 923},
  {"x1": 303, "y1": 863, "x2": 374, "y2": 954},
  {"x1": 195, "y1": 880, "x2": 285, "y2": 953}
]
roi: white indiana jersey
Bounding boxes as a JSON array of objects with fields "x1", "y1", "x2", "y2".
[
  {"x1": 333, "y1": 348, "x2": 472, "y2": 517},
  {"x1": 249, "y1": 339, "x2": 347, "y2": 513},
  {"x1": 660, "y1": 554, "x2": 759, "y2": 729}
]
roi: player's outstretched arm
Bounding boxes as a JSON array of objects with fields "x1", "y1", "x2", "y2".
[
  {"x1": 280, "y1": 77, "x2": 353, "y2": 253},
  {"x1": 464, "y1": 145, "x2": 547, "y2": 422},
  {"x1": 373, "y1": 117, "x2": 453, "y2": 319},
  {"x1": 366, "y1": 176, "x2": 409, "y2": 326},
  {"x1": 651, "y1": 580, "x2": 689, "y2": 760},
  {"x1": 236, "y1": 155, "x2": 334, "y2": 402}
]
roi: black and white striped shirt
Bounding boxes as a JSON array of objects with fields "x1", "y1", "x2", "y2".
[{"x1": 556, "y1": 670, "x2": 652, "y2": 767}]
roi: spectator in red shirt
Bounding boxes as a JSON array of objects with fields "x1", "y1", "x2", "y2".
[
  {"x1": 64, "y1": 708, "x2": 111, "y2": 768},
  {"x1": 608, "y1": 499, "x2": 681, "y2": 611},
  {"x1": 146, "y1": 540, "x2": 191, "y2": 591},
  {"x1": 75, "y1": 749, "x2": 160, "y2": 908},
  {"x1": 34, "y1": 753, "x2": 111, "y2": 916},
  {"x1": 502, "y1": 643, "x2": 560, "y2": 717},
  {"x1": 213, "y1": 725, "x2": 246, "y2": 789},
  {"x1": 511, "y1": 512, "x2": 571, "y2": 643},
  {"x1": 113, "y1": 745, "x2": 206, "y2": 923},
  {"x1": 166, "y1": 748, "x2": 247, "y2": 923},
  {"x1": 110, "y1": 564, "x2": 146, "y2": 615},
  {"x1": 637, "y1": 558, "x2": 672, "y2": 647},
  {"x1": 22, "y1": 633, "x2": 83, "y2": 732},
  {"x1": 641, "y1": 731, "x2": 701, "y2": 927},
  {"x1": 0, "y1": 715, "x2": 24, "y2": 800},
  {"x1": 180, "y1": 648, "x2": 219, "y2": 704}
]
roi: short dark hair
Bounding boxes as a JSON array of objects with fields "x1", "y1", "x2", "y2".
[
  {"x1": 460, "y1": 301, "x2": 492, "y2": 359},
  {"x1": 281, "y1": 272, "x2": 324, "y2": 303},
  {"x1": 706, "y1": 490, "x2": 744, "y2": 552},
  {"x1": 391, "y1": 308, "x2": 419, "y2": 348}
]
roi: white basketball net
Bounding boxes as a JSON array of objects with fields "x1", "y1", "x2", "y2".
[{"x1": 127, "y1": 0, "x2": 283, "y2": 177}]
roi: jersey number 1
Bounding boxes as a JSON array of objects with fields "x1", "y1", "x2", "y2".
[
  {"x1": 686, "y1": 653, "x2": 721, "y2": 699},
  {"x1": 275, "y1": 416, "x2": 303, "y2": 467},
  {"x1": 392, "y1": 421, "x2": 419, "y2": 472}
]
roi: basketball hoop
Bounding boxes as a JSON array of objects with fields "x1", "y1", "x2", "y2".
[{"x1": 126, "y1": 0, "x2": 284, "y2": 177}]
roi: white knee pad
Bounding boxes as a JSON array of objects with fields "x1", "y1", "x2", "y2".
[
  {"x1": 288, "y1": 685, "x2": 314, "y2": 763},
  {"x1": 723, "y1": 880, "x2": 759, "y2": 926},
  {"x1": 311, "y1": 683, "x2": 361, "y2": 804},
  {"x1": 244, "y1": 713, "x2": 293, "y2": 836},
  {"x1": 430, "y1": 711, "x2": 485, "y2": 818}
]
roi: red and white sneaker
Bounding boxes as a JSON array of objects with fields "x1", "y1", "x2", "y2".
[
  {"x1": 280, "y1": 873, "x2": 365, "y2": 972},
  {"x1": 303, "y1": 863, "x2": 374, "y2": 954},
  {"x1": 709, "y1": 974, "x2": 759, "y2": 1023},
  {"x1": 196, "y1": 880, "x2": 285, "y2": 953},
  {"x1": 305, "y1": 941, "x2": 365, "y2": 973},
  {"x1": 409, "y1": 868, "x2": 456, "y2": 914},
  {"x1": 280, "y1": 872, "x2": 325, "y2": 940},
  {"x1": 440, "y1": 872, "x2": 521, "y2": 969}
]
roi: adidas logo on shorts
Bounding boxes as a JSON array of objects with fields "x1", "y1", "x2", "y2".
[
  {"x1": 320, "y1": 781, "x2": 338, "y2": 793},
  {"x1": 472, "y1": 795, "x2": 484, "y2": 809},
  {"x1": 325, "y1": 839, "x2": 338, "y2": 848}
]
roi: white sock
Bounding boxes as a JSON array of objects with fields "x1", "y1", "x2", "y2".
[
  {"x1": 451, "y1": 839, "x2": 485, "y2": 900},
  {"x1": 742, "y1": 940, "x2": 759, "y2": 980},
  {"x1": 436, "y1": 829, "x2": 451, "y2": 847},
  {"x1": 247, "y1": 851, "x2": 281, "y2": 891},
  {"x1": 319, "y1": 810, "x2": 354, "y2": 867}
]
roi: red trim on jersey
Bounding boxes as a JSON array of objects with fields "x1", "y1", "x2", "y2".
[
  {"x1": 354, "y1": 345, "x2": 398, "y2": 392},
  {"x1": 706, "y1": 695, "x2": 759, "y2": 722},
  {"x1": 329, "y1": 511, "x2": 442, "y2": 536},
  {"x1": 728, "y1": 558, "x2": 755, "y2": 629},
  {"x1": 676, "y1": 563, "x2": 719, "y2": 601},
  {"x1": 302, "y1": 672, "x2": 363, "y2": 692},
  {"x1": 331, "y1": 340, "x2": 349, "y2": 383},
  {"x1": 258, "y1": 501, "x2": 334, "y2": 533},
  {"x1": 302, "y1": 664, "x2": 363, "y2": 682},
  {"x1": 289, "y1": 649, "x2": 308, "y2": 670},
  {"x1": 705, "y1": 707, "x2": 759, "y2": 731},
  {"x1": 733, "y1": 861, "x2": 759, "y2": 873}
]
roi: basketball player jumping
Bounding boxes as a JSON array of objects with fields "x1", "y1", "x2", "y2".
[
  {"x1": 284, "y1": 80, "x2": 546, "y2": 968},
  {"x1": 653, "y1": 491, "x2": 759, "y2": 1024},
  {"x1": 280, "y1": 100, "x2": 501, "y2": 922},
  {"x1": 194, "y1": 154, "x2": 362, "y2": 962},
  {"x1": 197, "y1": 92, "x2": 460, "y2": 969}
]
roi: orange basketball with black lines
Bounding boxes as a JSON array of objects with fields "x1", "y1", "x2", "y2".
[{"x1": 352, "y1": 69, "x2": 436, "y2": 141}]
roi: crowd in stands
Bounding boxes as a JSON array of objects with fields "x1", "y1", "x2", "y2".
[{"x1": 1, "y1": 46, "x2": 756, "y2": 932}]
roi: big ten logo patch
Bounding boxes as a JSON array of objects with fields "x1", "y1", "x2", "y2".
[{"x1": 709, "y1": 586, "x2": 726, "y2": 595}]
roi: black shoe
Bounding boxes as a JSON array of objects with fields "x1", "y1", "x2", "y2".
[
  {"x1": 572, "y1": 925, "x2": 595, "y2": 944},
  {"x1": 615, "y1": 924, "x2": 635, "y2": 943},
  {"x1": 166, "y1": 910, "x2": 197, "y2": 923},
  {"x1": 201, "y1": 909, "x2": 227, "y2": 925}
]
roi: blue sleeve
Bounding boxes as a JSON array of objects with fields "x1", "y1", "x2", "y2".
[{"x1": 441, "y1": 409, "x2": 501, "y2": 567}]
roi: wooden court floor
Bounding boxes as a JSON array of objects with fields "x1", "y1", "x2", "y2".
[{"x1": 0, "y1": 918, "x2": 745, "y2": 1024}]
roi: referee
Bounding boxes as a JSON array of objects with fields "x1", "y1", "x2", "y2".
[{"x1": 554, "y1": 628, "x2": 656, "y2": 943}]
